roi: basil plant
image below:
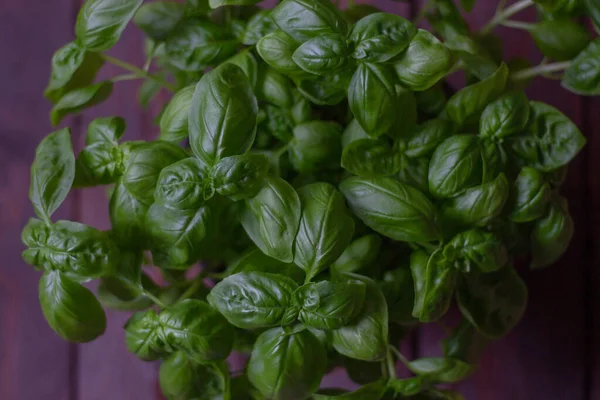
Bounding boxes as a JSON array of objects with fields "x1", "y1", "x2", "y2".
[{"x1": 24, "y1": 0, "x2": 598, "y2": 398}]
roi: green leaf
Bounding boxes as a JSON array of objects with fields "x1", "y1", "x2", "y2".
[
  {"x1": 443, "y1": 229, "x2": 508, "y2": 273},
  {"x1": 256, "y1": 66, "x2": 294, "y2": 108},
  {"x1": 457, "y1": 267, "x2": 528, "y2": 338},
  {"x1": 134, "y1": 2, "x2": 185, "y2": 41},
  {"x1": 109, "y1": 179, "x2": 150, "y2": 246},
  {"x1": 340, "y1": 176, "x2": 440, "y2": 243},
  {"x1": 164, "y1": 18, "x2": 237, "y2": 71},
  {"x1": 507, "y1": 101, "x2": 586, "y2": 171},
  {"x1": 442, "y1": 318, "x2": 489, "y2": 363},
  {"x1": 189, "y1": 63, "x2": 258, "y2": 166},
  {"x1": 76, "y1": 0, "x2": 143, "y2": 51},
  {"x1": 155, "y1": 158, "x2": 212, "y2": 210},
  {"x1": 508, "y1": 167, "x2": 552, "y2": 223},
  {"x1": 296, "y1": 73, "x2": 348, "y2": 106},
  {"x1": 243, "y1": 10, "x2": 277, "y2": 45},
  {"x1": 50, "y1": 81, "x2": 113, "y2": 126},
  {"x1": 348, "y1": 63, "x2": 398, "y2": 137},
  {"x1": 210, "y1": 0, "x2": 261, "y2": 8},
  {"x1": 185, "y1": 0, "x2": 211, "y2": 16},
  {"x1": 86, "y1": 116, "x2": 126, "y2": 144},
  {"x1": 397, "y1": 157, "x2": 431, "y2": 193},
  {"x1": 213, "y1": 154, "x2": 269, "y2": 201},
  {"x1": 313, "y1": 381, "x2": 386, "y2": 399},
  {"x1": 529, "y1": 19, "x2": 590, "y2": 61},
  {"x1": 403, "y1": 119, "x2": 455, "y2": 159},
  {"x1": 530, "y1": 195, "x2": 574, "y2": 268},
  {"x1": 342, "y1": 119, "x2": 370, "y2": 147},
  {"x1": 350, "y1": 12, "x2": 416, "y2": 63},
  {"x1": 332, "y1": 274, "x2": 388, "y2": 361},
  {"x1": 585, "y1": 0, "x2": 600, "y2": 31},
  {"x1": 208, "y1": 271, "x2": 298, "y2": 329},
  {"x1": 331, "y1": 234, "x2": 382, "y2": 275},
  {"x1": 562, "y1": 38, "x2": 600, "y2": 95},
  {"x1": 407, "y1": 357, "x2": 474, "y2": 383},
  {"x1": 225, "y1": 50, "x2": 259, "y2": 88},
  {"x1": 124, "y1": 309, "x2": 168, "y2": 360},
  {"x1": 341, "y1": 138, "x2": 403, "y2": 178},
  {"x1": 271, "y1": 0, "x2": 347, "y2": 43},
  {"x1": 45, "y1": 42, "x2": 104, "y2": 104},
  {"x1": 228, "y1": 247, "x2": 305, "y2": 284},
  {"x1": 388, "y1": 377, "x2": 424, "y2": 397},
  {"x1": 257, "y1": 30, "x2": 306, "y2": 77},
  {"x1": 122, "y1": 141, "x2": 187, "y2": 204},
  {"x1": 411, "y1": 249, "x2": 456, "y2": 323},
  {"x1": 77, "y1": 142, "x2": 124, "y2": 185},
  {"x1": 290, "y1": 121, "x2": 342, "y2": 173},
  {"x1": 138, "y1": 78, "x2": 162, "y2": 109},
  {"x1": 293, "y1": 34, "x2": 352, "y2": 75},
  {"x1": 39, "y1": 271, "x2": 106, "y2": 343},
  {"x1": 29, "y1": 128, "x2": 75, "y2": 223},
  {"x1": 445, "y1": 63, "x2": 509, "y2": 127},
  {"x1": 393, "y1": 29, "x2": 453, "y2": 91},
  {"x1": 294, "y1": 183, "x2": 354, "y2": 280},
  {"x1": 480, "y1": 91, "x2": 530, "y2": 139},
  {"x1": 159, "y1": 85, "x2": 195, "y2": 143},
  {"x1": 146, "y1": 204, "x2": 211, "y2": 268},
  {"x1": 415, "y1": 85, "x2": 447, "y2": 116},
  {"x1": 381, "y1": 266, "x2": 416, "y2": 324}
]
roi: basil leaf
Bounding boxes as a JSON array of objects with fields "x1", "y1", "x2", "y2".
[
  {"x1": 50, "y1": 81, "x2": 113, "y2": 126},
  {"x1": 290, "y1": 121, "x2": 342, "y2": 173},
  {"x1": 243, "y1": 10, "x2": 277, "y2": 45},
  {"x1": 45, "y1": 42, "x2": 104, "y2": 103},
  {"x1": 134, "y1": 2, "x2": 185, "y2": 41},
  {"x1": 442, "y1": 318, "x2": 488, "y2": 363},
  {"x1": 39, "y1": 271, "x2": 106, "y2": 343},
  {"x1": 210, "y1": 0, "x2": 261, "y2": 7},
  {"x1": 415, "y1": 85, "x2": 447, "y2": 116},
  {"x1": 332, "y1": 274, "x2": 388, "y2": 361},
  {"x1": 76, "y1": 0, "x2": 143, "y2": 51},
  {"x1": 122, "y1": 141, "x2": 187, "y2": 204},
  {"x1": 314, "y1": 381, "x2": 386, "y2": 399},
  {"x1": 342, "y1": 119, "x2": 370, "y2": 147},
  {"x1": 457, "y1": 267, "x2": 528, "y2": 338},
  {"x1": 271, "y1": 0, "x2": 347, "y2": 42},
  {"x1": 189, "y1": 63, "x2": 258, "y2": 166},
  {"x1": 125, "y1": 310, "x2": 168, "y2": 360},
  {"x1": 160, "y1": 85, "x2": 195, "y2": 143},
  {"x1": 443, "y1": 229, "x2": 508, "y2": 273},
  {"x1": 109, "y1": 179, "x2": 149, "y2": 246},
  {"x1": 297, "y1": 73, "x2": 348, "y2": 106},
  {"x1": 342, "y1": 138, "x2": 403, "y2": 178},
  {"x1": 530, "y1": 195, "x2": 574, "y2": 268},
  {"x1": 225, "y1": 50, "x2": 259, "y2": 88},
  {"x1": 155, "y1": 158, "x2": 211, "y2": 210},
  {"x1": 257, "y1": 30, "x2": 306, "y2": 77},
  {"x1": 348, "y1": 63, "x2": 398, "y2": 137},
  {"x1": 77, "y1": 142, "x2": 124, "y2": 185},
  {"x1": 340, "y1": 176, "x2": 440, "y2": 243},
  {"x1": 507, "y1": 101, "x2": 586, "y2": 171},
  {"x1": 256, "y1": 66, "x2": 294, "y2": 108},
  {"x1": 446, "y1": 63, "x2": 509, "y2": 127},
  {"x1": 394, "y1": 29, "x2": 453, "y2": 91},
  {"x1": 29, "y1": 128, "x2": 75, "y2": 223},
  {"x1": 397, "y1": 157, "x2": 431, "y2": 193},
  {"x1": 228, "y1": 247, "x2": 305, "y2": 284},
  {"x1": 381, "y1": 266, "x2": 416, "y2": 324},
  {"x1": 331, "y1": 234, "x2": 381, "y2": 275},
  {"x1": 529, "y1": 19, "x2": 589, "y2": 61},
  {"x1": 159, "y1": 352, "x2": 226, "y2": 400},
  {"x1": 388, "y1": 377, "x2": 424, "y2": 397},
  {"x1": 86, "y1": 116, "x2": 126, "y2": 145},
  {"x1": 213, "y1": 154, "x2": 269, "y2": 201},
  {"x1": 293, "y1": 34, "x2": 352, "y2": 75},
  {"x1": 350, "y1": 13, "x2": 416, "y2": 63},
  {"x1": 404, "y1": 119, "x2": 455, "y2": 159},
  {"x1": 248, "y1": 326, "x2": 327, "y2": 400},
  {"x1": 208, "y1": 271, "x2": 298, "y2": 328},
  {"x1": 562, "y1": 38, "x2": 600, "y2": 95},
  {"x1": 585, "y1": 0, "x2": 600, "y2": 31},
  {"x1": 407, "y1": 357, "x2": 474, "y2": 383},
  {"x1": 508, "y1": 167, "x2": 551, "y2": 222},
  {"x1": 480, "y1": 91, "x2": 530, "y2": 139},
  {"x1": 442, "y1": 173, "x2": 509, "y2": 229}
]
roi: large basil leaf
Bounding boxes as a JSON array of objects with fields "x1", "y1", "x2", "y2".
[
  {"x1": 159, "y1": 85, "x2": 195, "y2": 143},
  {"x1": 29, "y1": 128, "x2": 75, "y2": 223},
  {"x1": 394, "y1": 29, "x2": 453, "y2": 91},
  {"x1": 213, "y1": 154, "x2": 269, "y2": 201},
  {"x1": 294, "y1": 183, "x2": 354, "y2": 280},
  {"x1": 457, "y1": 267, "x2": 527, "y2": 339},
  {"x1": 381, "y1": 266, "x2": 416, "y2": 324},
  {"x1": 146, "y1": 204, "x2": 211, "y2": 268},
  {"x1": 225, "y1": 50, "x2": 259, "y2": 88},
  {"x1": 530, "y1": 195, "x2": 574, "y2": 268},
  {"x1": 529, "y1": 19, "x2": 589, "y2": 61},
  {"x1": 165, "y1": 18, "x2": 237, "y2": 71},
  {"x1": 507, "y1": 101, "x2": 586, "y2": 171},
  {"x1": 271, "y1": 0, "x2": 347, "y2": 42},
  {"x1": 562, "y1": 38, "x2": 600, "y2": 95},
  {"x1": 243, "y1": 10, "x2": 277, "y2": 45},
  {"x1": 109, "y1": 179, "x2": 149, "y2": 246},
  {"x1": 293, "y1": 34, "x2": 352, "y2": 75},
  {"x1": 155, "y1": 158, "x2": 211, "y2": 210},
  {"x1": 443, "y1": 229, "x2": 508, "y2": 273},
  {"x1": 350, "y1": 13, "x2": 416, "y2": 63},
  {"x1": 341, "y1": 138, "x2": 403, "y2": 178},
  {"x1": 445, "y1": 63, "x2": 508, "y2": 126},
  {"x1": 480, "y1": 91, "x2": 530, "y2": 139},
  {"x1": 331, "y1": 234, "x2": 382, "y2": 275},
  {"x1": 407, "y1": 357, "x2": 474, "y2": 384},
  {"x1": 39, "y1": 271, "x2": 106, "y2": 343},
  {"x1": 189, "y1": 63, "x2": 258, "y2": 166},
  {"x1": 45, "y1": 42, "x2": 104, "y2": 103},
  {"x1": 125, "y1": 310, "x2": 168, "y2": 360},
  {"x1": 340, "y1": 176, "x2": 440, "y2": 243},
  {"x1": 134, "y1": 2, "x2": 185, "y2": 41},
  {"x1": 50, "y1": 81, "x2": 113, "y2": 126},
  {"x1": 257, "y1": 30, "x2": 306, "y2": 77},
  {"x1": 122, "y1": 141, "x2": 187, "y2": 204},
  {"x1": 348, "y1": 63, "x2": 398, "y2": 137},
  {"x1": 342, "y1": 119, "x2": 370, "y2": 147},
  {"x1": 76, "y1": 0, "x2": 143, "y2": 51},
  {"x1": 508, "y1": 167, "x2": 551, "y2": 222},
  {"x1": 208, "y1": 271, "x2": 298, "y2": 328},
  {"x1": 332, "y1": 274, "x2": 388, "y2": 361},
  {"x1": 293, "y1": 280, "x2": 366, "y2": 329}
]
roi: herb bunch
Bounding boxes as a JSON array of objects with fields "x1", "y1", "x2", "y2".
[{"x1": 23, "y1": 0, "x2": 599, "y2": 398}]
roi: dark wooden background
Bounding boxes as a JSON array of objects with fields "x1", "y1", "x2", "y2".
[{"x1": 1, "y1": 0, "x2": 598, "y2": 399}]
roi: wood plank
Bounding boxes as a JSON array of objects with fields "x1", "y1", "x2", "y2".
[{"x1": 0, "y1": 1, "x2": 78, "y2": 399}]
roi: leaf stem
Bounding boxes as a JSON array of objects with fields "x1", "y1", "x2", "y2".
[
  {"x1": 511, "y1": 61, "x2": 572, "y2": 81},
  {"x1": 480, "y1": 0, "x2": 534, "y2": 34},
  {"x1": 273, "y1": 143, "x2": 291, "y2": 159},
  {"x1": 110, "y1": 73, "x2": 142, "y2": 83},
  {"x1": 389, "y1": 345, "x2": 410, "y2": 367},
  {"x1": 176, "y1": 279, "x2": 204, "y2": 303},
  {"x1": 386, "y1": 347, "x2": 396, "y2": 380},
  {"x1": 101, "y1": 54, "x2": 176, "y2": 92},
  {"x1": 143, "y1": 290, "x2": 167, "y2": 309},
  {"x1": 500, "y1": 20, "x2": 535, "y2": 31}
]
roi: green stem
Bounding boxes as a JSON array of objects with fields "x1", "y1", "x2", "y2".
[
  {"x1": 176, "y1": 279, "x2": 204, "y2": 303},
  {"x1": 110, "y1": 73, "x2": 142, "y2": 83},
  {"x1": 389, "y1": 345, "x2": 410, "y2": 367},
  {"x1": 480, "y1": 0, "x2": 534, "y2": 34},
  {"x1": 143, "y1": 290, "x2": 167, "y2": 309},
  {"x1": 101, "y1": 54, "x2": 176, "y2": 92},
  {"x1": 511, "y1": 61, "x2": 572, "y2": 81},
  {"x1": 500, "y1": 20, "x2": 535, "y2": 30},
  {"x1": 386, "y1": 347, "x2": 396, "y2": 380},
  {"x1": 273, "y1": 143, "x2": 291, "y2": 159}
]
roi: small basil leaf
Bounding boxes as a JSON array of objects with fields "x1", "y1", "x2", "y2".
[
  {"x1": 225, "y1": 50, "x2": 259, "y2": 88},
  {"x1": 39, "y1": 271, "x2": 106, "y2": 343},
  {"x1": 290, "y1": 121, "x2": 342, "y2": 173},
  {"x1": 50, "y1": 81, "x2": 113, "y2": 126},
  {"x1": 442, "y1": 318, "x2": 489, "y2": 363},
  {"x1": 86, "y1": 116, "x2": 126, "y2": 145},
  {"x1": 407, "y1": 357, "x2": 474, "y2": 383},
  {"x1": 397, "y1": 157, "x2": 431, "y2": 193},
  {"x1": 29, "y1": 128, "x2": 75, "y2": 223},
  {"x1": 350, "y1": 13, "x2": 417, "y2": 63},
  {"x1": 443, "y1": 229, "x2": 508, "y2": 273},
  {"x1": 342, "y1": 119, "x2": 370, "y2": 147},
  {"x1": 271, "y1": 0, "x2": 347, "y2": 42},
  {"x1": 134, "y1": 2, "x2": 185, "y2": 41},
  {"x1": 530, "y1": 195, "x2": 574, "y2": 268},
  {"x1": 109, "y1": 179, "x2": 150, "y2": 246},
  {"x1": 480, "y1": 91, "x2": 530, "y2": 139},
  {"x1": 159, "y1": 352, "x2": 225, "y2": 400},
  {"x1": 256, "y1": 66, "x2": 294, "y2": 108},
  {"x1": 508, "y1": 167, "x2": 552, "y2": 223},
  {"x1": 228, "y1": 247, "x2": 305, "y2": 284},
  {"x1": 393, "y1": 29, "x2": 453, "y2": 91},
  {"x1": 388, "y1": 377, "x2": 425, "y2": 396},
  {"x1": 293, "y1": 34, "x2": 352, "y2": 75},
  {"x1": 348, "y1": 63, "x2": 398, "y2": 137},
  {"x1": 189, "y1": 63, "x2": 258, "y2": 166},
  {"x1": 529, "y1": 19, "x2": 589, "y2": 61},
  {"x1": 381, "y1": 266, "x2": 416, "y2": 324},
  {"x1": 159, "y1": 85, "x2": 195, "y2": 143},
  {"x1": 341, "y1": 138, "x2": 403, "y2": 178},
  {"x1": 331, "y1": 234, "x2": 382, "y2": 275},
  {"x1": 77, "y1": 142, "x2": 124, "y2": 185},
  {"x1": 260, "y1": 104, "x2": 295, "y2": 142},
  {"x1": 257, "y1": 30, "x2": 306, "y2": 77},
  {"x1": 403, "y1": 119, "x2": 455, "y2": 158},
  {"x1": 155, "y1": 158, "x2": 211, "y2": 210},
  {"x1": 213, "y1": 154, "x2": 269, "y2": 201},
  {"x1": 243, "y1": 10, "x2": 276, "y2": 45},
  {"x1": 76, "y1": 0, "x2": 143, "y2": 51},
  {"x1": 457, "y1": 267, "x2": 528, "y2": 339},
  {"x1": 297, "y1": 73, "x2": 348, "y2": 106},
  {"x1": 248, "y1": 326, "x2": 327, "y2": 400},
  {"x1": 340, "y1": 176, "x2": 440, "y2": 243},
  {"x1": 562, "y1": 38, "x2": 600, "y2": 95},
  {"x1": 125, "y1": 310, "x2": 168, "y2": 360}
]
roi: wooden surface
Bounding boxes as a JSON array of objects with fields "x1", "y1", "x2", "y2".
[{"x1": 0, "y1": 0, "x2": 597, "y2": 399}]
